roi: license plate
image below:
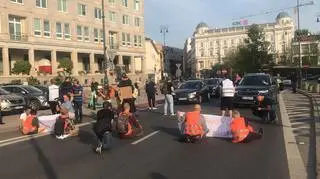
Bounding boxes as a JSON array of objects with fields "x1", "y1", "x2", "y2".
[
  {"x1": 179, "y1": 98, "x2": 187, "y2": 101},
  {"x1": 14, "y1": 106, "x2": 24, "y2": 109},
  {"x1": 242, "y1": 96, "x2": 254, "y2": 100}
]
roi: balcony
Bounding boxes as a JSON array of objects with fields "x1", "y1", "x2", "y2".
[{"x1": 10, "y1": 33, "x2": 28, "y2": 41}]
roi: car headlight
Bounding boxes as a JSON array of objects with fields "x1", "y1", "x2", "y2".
[
  {"x1": 38, "y1": 96, "x2": 47, "y2": 101},
  {"x1": 188, "y1": 92, "x2": 197, "y2": 98},
  {"x1": 258, "y1": 90, "x2": 269, "y2": 94}
]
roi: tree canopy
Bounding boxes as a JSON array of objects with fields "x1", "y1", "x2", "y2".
[
  {"x1": 11, "y1": 60, "x2": 31, "y2": 75},
  {"x1": 58, "y1": 58, "x2": 73, "y2": 75}
]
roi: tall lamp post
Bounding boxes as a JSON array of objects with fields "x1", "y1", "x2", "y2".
[
  {"x1": 297, "y1": 0, "x2": 302, "y2": 88},
  {"x1": 160, "y1": 25, "x2": 169, "y2": 76},
  {"x1": 102, "y1": 0, "x2": 109, "y2": 87}
]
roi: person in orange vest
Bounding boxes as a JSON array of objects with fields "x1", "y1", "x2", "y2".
[
  {"x1": 230, "y1": 110, "x2": 263, "y2": 143},
  {"x1": 182, "y1": 104, "x2": 208, "y2": 143},
  {"x1": 21, "y1": 109, "x2": 44, "y2": 135}
]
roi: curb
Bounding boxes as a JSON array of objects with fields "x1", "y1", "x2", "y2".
[{"x1": 279, "y1": 92, "x2": 307, "y2": 179}]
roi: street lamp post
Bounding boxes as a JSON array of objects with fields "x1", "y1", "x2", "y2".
[
  {"x1": 297, "y1": 0, "x2": 303, "y2": 88},
  {"x1": 102, "y1": 0, "x2": 109, "y2": 87},
  {"x1": 160, "y1": 25, "x2": 169, "y2": 76}
]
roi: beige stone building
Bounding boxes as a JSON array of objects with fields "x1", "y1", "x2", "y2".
[
  {"x1": 0, "y1": 0, "x2": 146, "y2": 84},
  {"x1": 144, "y1": 37, "x2": 162, "y2": 83},
  {"x1": 185, "y1": 12, "x2": 295, "y2": 78}
]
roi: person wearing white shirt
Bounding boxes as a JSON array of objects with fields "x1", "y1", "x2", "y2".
[
  {"x1": 221, "y1": 75, "x2": 235, "y2": 117},
  {"x1": 48, "y1": 79, "x2": 60, "y2": 114}
]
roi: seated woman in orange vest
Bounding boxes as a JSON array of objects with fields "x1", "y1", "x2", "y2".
[
  {"x1": 115, "y1": 103, "x2": 143, "y2": 139},
  {"x1": 230, "y1": 110, "x2": 263, "y2": 143},
  {"x1": 21, "y1": 109, "x2": 45, "y2": 135},
  {"x1": 182, "y1": 104, "x2": 209, "y2": 143}
]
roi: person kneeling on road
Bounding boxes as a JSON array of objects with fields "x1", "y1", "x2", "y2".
[
  {"x1": 54, "y1": 107, "x2": 79, "y2": 139},
  {"x1": 181, "y1": 104, "x2": 209, "y2": 143},
  {"x1": 252, "y1": 93, "x2": 276, "y2": 123},
  {"x1": 94, "y1": 101, "x2": 115, "y2": 154},
  {"x1": 21, "y1": 109, "x2": 45, "y2": 135},
  {"x1": 115, "y1": 103, "x2": 143, "y2": 139},
  {"x1": 230, "y1": 110, "x2": 263, "y2": 143}
]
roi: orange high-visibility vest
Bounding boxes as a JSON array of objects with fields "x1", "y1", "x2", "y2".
[
  {"x1": 184, "y1": 111, "x2": 203, "y2": 136},
  {"x1": 22, "y1": 115, "x2": 36, "y2": 134},
  {"x1": 230, "y1": 117, "x2": 253, "y2": 143}
]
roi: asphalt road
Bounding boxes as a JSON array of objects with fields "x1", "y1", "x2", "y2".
[{"x1": 0, "y1": 100, "x2": 290, "y2": 179}]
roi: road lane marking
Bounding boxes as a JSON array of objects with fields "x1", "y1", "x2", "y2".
[{"x1": 131, "y1": 131, "x2": 160, "y2": 145}]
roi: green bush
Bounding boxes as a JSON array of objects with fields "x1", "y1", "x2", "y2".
[
  {"x1": 27, "y1": 76, "x2": 40, "y2": 85},
  {"x1": 10, "y1": 79, "x2": 22, "y2": 84},
  {"x1": 58, "y1": 58, "x2": 73, "y2": 75},
  {"x1": 12, "y1": 60, "x2": 31, "y2": 75}
]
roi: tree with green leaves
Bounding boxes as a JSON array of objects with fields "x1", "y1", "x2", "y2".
[
  {"x1": 58, "y1": 58, "x2": 73, "y2": 75},
  {"x1": 11, "y1": 60, "x2": 31, "y2": 75}
]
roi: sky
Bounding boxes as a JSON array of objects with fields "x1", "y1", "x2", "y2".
[{"x1": 145, "y1": 0, "x2": 320, "y2": 48}]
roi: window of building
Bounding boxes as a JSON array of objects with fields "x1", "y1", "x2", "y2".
[
  {"x1": 138, "y1": 36, "x2": 142, "y2": 47},
  {"x1": 109, "y1": 0, "x2": 115, "y2": 3},
  {"x1": 94, "y1": 8, "x2": 102, "y2": 20},
  {"x1": 216, "y1": 40, "x2": 220, "y2": 46},
  {"x1": 122, "y1": 15, "x2": 129, "y2": 25},
  {"x1": 210, "y1": 41, "x2": 213, "y2": 47},
  {"x1": 134, "y1": 35, "x2": 138, "y2": 47},
  {"x1": 10, "y1": 0, "x2": 23, "y2": 4},
  {"x1": 64, "y1": 23, "x2": 70, "y2": 39},
  {"x1": 43, "y1": 20, "x2": 50, "y2": 37},
  {"x1": 122, "y1": 33, "x2": 126, "y2": 46},
  {"x1": 56, "y1": 22, "x2": 62, "y2": 39},
  {"x1": 100, "y1": 30, "x2": 104, "y2": 43},
  {"x1": 200, "y1": 61, "x2": 204, "y2": 69},
  {"x1": 210, "y1": 50, "x2": 213, "y2": 56},
  {"x1": 94, "y1": 29, "x2": 99, "y2": 42},
  {"x1": 134, "y1": 17, "x2": 140, "y2": 27},
  {"x1": 200, "y1": 51, "x2": 204, "y2": 57},
  {"x1": 109, "y1": 11, "x2": 116, "y2": 22},
  {"x1": 77, "y1": 25, "x2": 83, "y2": 41},
  {"x1": 122, "y1": 0, "x2": 128, "y2": 7},
  {"x1": 57, "y1": 0, "x2": 67, "y2": 12},
  {"x1": 77, "y1": 4, "x2": 87, "y2": 16},
  {"x1": 84, "y1": 26, "x2": 89, "y2": 41},
  {"x1": 134, "y1": 0, "x2": 140, "y2": 11},
  {"x1": 126, "y1": 33, "x2": 131, "y2": 46},
  {"x1": 9, "y1": 16, "x2": 21, "y2": 40},
  {"x1": 34, "y1": 18, "x2": 41, "y2": 36},
  {"x1": 36, "y1": 0, "x2": 47, "y2": 8}
]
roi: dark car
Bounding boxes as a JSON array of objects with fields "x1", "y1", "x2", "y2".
[
  {"x1": 204, "y1": 78, "x2": 222, "y2": 98},
  {"x1": 233, "y1": 73, "x2": 278, "y2": 106},
  {"x1": 2, "y1": 85, "x2": 49, "y2": 110},
  {"x1": 34, "y1": 85, "x2": 49, "y2": 101},
  {"x1": 0, "y1": 87, "x2": 26, "y2": 112},
  {"x1": 173, "y1": 80, "x2": 210, "y2": 104}
]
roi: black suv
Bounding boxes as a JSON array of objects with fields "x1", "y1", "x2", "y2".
[
  {"x1": 233, "y1": 73, "x2": 278, "y2": 106},
  {"x1": 204, "y1": 78, "x2": 222, "y2": 98},
  {"x1": 2, "y1": 85, "x2": 49, "y2": 110},
  {"x1": 173, "y1": 80, "x2": 210, "y2": 104}
]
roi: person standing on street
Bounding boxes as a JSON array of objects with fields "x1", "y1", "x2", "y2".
[
  {"x1": 118, "y1": 73, "x2": 135, "y2": 113},
  {"x1": 48, "y1": 79, "x2": 60, "y2": 114},
  {"x1": 72, "y1": 80, "x2": 83, "y2": 124},
  {"x1": 162, "y1": 77, "x2": 175, "y2": 116},
  {"x1": 290, "y1": 72, "x2": 297, "y2": 93},
  {"x1": 90, "y1": 78, "x2": 99, "y2": 110},
  {"x1": 145, "y1": 79, "x2": 157, "y2": 110},
  {"x1": 59, "y1": 77, "x2": 73, "y2": 103},
  {"x1": 0, "y1": 98, "x2": 4, "y2": 125},
  {"x1": 221, "y1": 74, "x2": 235, "y2": 117}
]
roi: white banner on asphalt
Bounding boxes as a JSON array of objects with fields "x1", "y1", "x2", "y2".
[
  {"x1": 38, "y1": 114, "x2": 59, "y2": 133},
  {"x1": 177, "y1": 112, "x2": 232, "y2": 138}
]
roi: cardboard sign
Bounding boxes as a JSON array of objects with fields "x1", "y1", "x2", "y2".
[{"x1": 119, "y1": 86, "x2": 133, "y2": 100}]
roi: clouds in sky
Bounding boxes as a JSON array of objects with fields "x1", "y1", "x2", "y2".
[{"x1": 145, "y1": 0, "x2": 320, "y2": 48}]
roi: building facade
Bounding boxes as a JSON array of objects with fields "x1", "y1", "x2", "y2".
[
  {"x1": 185, "y1": 12, "x2": 295, "y2": 78},
  {"x1": 0, "y1": 0, "x2": 145, "y2": 84},
  {"x1": 291, "y1": 35, "x2": 320, "y2": 66},
  {"x1": 164, "y1": 46, "x2": 183, "y2": 79},
  {"x1": 144, "y1": 37, "x2": 162, "y2": 83}
]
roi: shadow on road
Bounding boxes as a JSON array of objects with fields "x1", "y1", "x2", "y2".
[
  {"x1": 78, "y1": 129, "x2": 96, "y2": 147},
  {"x1": 149, "y1": 172, "x2": 168, "y2": 179},
  {"x1": 29, "y1": 138, "x2": 58, "y2": 179}
]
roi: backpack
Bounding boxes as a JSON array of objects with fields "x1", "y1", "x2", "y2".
[{"x1": 116, "y1": 114, "x2": 130, "y2": 134}]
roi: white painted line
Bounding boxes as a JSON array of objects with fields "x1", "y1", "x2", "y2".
[{"x1": 131, "y1": 130, "x2": 160, "y2": 145}]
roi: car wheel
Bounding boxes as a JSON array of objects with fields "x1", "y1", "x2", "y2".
[{"x1": 29, "y1": 100, "x2": 41, "y2": 110}]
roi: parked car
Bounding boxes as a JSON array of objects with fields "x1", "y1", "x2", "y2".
[
  {"x1": 173, "y1": 80, "x2": 210, "y2": 104},
  {"x1": 203, "y1": 78, "x2": 222, "y2": 98},
  {"x1": 233, "y1": 73, "x2": 278, "y2": 106},
  {"x1": 33, "y1": 85, "x2": 49, "y2": 102},
  {"x1": 2, "y1": 85, "x2": 49, "y2": 110},
  {"x1": 0, "y1": 87, "x2": 26, "y2": 112}
]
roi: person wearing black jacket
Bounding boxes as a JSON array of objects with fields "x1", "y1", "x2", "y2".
[
  {"x1": 145, "y1": 79, "x2": 157, "y2": 110},
  {"x1": 59, "y1": 77, "x2": 73, "y2": 102},
  {"x1": 252, "y1": 94, "x2": 276, "y2": 123},
  {"x1": 290, "y1": 72, "x2": 298, "y2": 93},
  {"x1": 94, "y1": 102, "x2": 115, "y2": 153}
]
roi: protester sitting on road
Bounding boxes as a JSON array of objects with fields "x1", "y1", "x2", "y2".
[
  {"x1": 252, "y1": 93, "x2": 276, "y2": 123},
  {"x1": 54, "y1": 107, "x2": 78, "y2": 139},
  {"x1": 56, "y1": 94, "x2": 75, "y2": 119},
  {"x1": 93, "y1": 101, "x2": 115, "y2": 154},
  {"x1": 21, "y1": 109, "x2": 44, "y2": 135},
  {"x1": 115, "y1": 103, "x2": 143, "y2": 139},
  {"x1": 181, "y1": 104, "x2": 208, "y2": 143},
  {"x1": 20, "y1": 107, "x2": 32, "y2": 122},
  {"x1": 230, "y1": 110, "x2": 263, "y2": 143}
]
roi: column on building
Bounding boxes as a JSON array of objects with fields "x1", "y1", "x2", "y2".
[
  {"x1": 89, "y1": 52, "x2": 95, "y2": 74},
  {"x1": 118, "y1": 55, "x2": 123, "y2": 65},
  {"x1": 131, "y1": 56, "x2": 135, "y2": 74},
  {"x1": 28, "y1": 48, "x2": 35, "y2": 76},
  {"x1": 51, "y1": 50, "x2": 57, "y2": 75},
  {"x1": 2, "y1": 47, "x2": 9, "y2": 76},
  {"x1": 142, "y1": 56, "x2": 147, "y2": 74},
  {"x1": 71, "y1": 50, "x2": 78, "y2": 75}
]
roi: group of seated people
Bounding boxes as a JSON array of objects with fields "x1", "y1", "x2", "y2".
[{"x1": 19, "y1": 107, "x2": 45, "y2": 135}]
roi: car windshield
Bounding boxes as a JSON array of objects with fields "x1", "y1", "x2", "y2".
[
  {"x1": 239, "y1": 76, "x2": 270, "y2": 86},
  {"x1": 178, "y1": 82, "x2": 201, "y2": 89},
  {"x1": 0, "y1": 88, "x2": 10, "y2": 95},
  {"x1": 22, "y1": 86, "x2": 43, "y2": 93},
  {"x1": 205, "y1": 79, "x2": 219, "y2": 85}
]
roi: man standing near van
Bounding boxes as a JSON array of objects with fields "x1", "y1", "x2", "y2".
[
  {"x1": 72, "y1": 80, "x2": 83, "y2": 124},
  {"x1": 48, "y1": 79, "x2": 60, "y2": 114},
  {"x1": 221, "y1": 75, "x2": 235, "y2": 117}
]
